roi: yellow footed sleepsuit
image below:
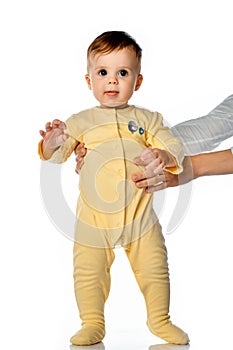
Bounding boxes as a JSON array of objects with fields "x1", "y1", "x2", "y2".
[{"x1": 39, "y1": 105, "x2": 189, "y2": 345}]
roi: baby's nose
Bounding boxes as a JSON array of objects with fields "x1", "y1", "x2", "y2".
[{"x1": 108, "y1": 75, "x2": 118, "y2": 84}]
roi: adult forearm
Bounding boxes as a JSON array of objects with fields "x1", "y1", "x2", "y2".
[
  {"x1": 172, "y1": 95, "x2": 233, "y2": 155},
  {"x1": 191, "y1": 149, "x2": 233, "y2": 178}
]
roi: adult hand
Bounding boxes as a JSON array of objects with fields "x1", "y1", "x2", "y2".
[
  {"x1": 131, "y1": 149, "x2": 194, "y2": 192},
  {"x1": 74, "y1": 142, "x2": 87, "y2": 174}
]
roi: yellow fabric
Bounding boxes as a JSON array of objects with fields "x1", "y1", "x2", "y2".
[
  {"x1": 126, "y1": 223, "x2": 189, "y2": 344},
  {"x1": 71, "y1": 223, "x2": 189, "y2": 346},
  {"x1": 41, "y1": 105, "x2": 184, "y2": 248},
  {"x1": 39, "y1": 105, "x2": 188, "y2": 345},
  {"x1": 71, "y1": 243, "x2": 114, "y2": 346}
]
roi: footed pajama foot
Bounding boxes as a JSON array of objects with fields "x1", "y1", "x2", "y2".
[
  {"x1": 70, "y1": 341, "x2": 105, "y2": 349},
  {"x1": 147, "y1": 320, "x2": 189, "y2": 345},
  {"x1": 70, "y1": 324, "x2": 105, "y2": 346}
]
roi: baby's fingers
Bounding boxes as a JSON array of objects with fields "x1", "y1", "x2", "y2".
[
  {"x1": 39, "y1": 130, "x2": 45, "y2": 138},
  {"x1": 52, "y1": 119, "x2": 67, "y2": 130},
  {"x1": 45, "y1": 122, "x2": 52, "y2": 132}
]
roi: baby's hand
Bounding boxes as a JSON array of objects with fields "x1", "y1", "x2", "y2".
[
  {"x1": 134, "y1": 148, "x2": 176, "y2": 175},
  {"x1": 39, "y1": 119, "x2": 69, "y2": 158}
]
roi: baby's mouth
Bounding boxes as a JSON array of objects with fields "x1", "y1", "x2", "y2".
[{"x1": 105, "y1": 90, "x2": 119, "y2": 96}]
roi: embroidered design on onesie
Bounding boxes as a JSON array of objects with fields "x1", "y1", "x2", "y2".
[{"x1": 128, "y1": 121, "x2": 144, "y2": 135}]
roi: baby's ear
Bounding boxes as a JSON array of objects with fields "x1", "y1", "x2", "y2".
[
  {"x1": 85, "y1": 74, "x2": 92, "y2": 90},
  {"x1": 135, "y1": 74, "x2": 143, "y2": 91}
]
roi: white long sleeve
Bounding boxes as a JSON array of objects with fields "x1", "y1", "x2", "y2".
[{"x1": 171, "y1": 94, "x2": 233, "y2": 155}]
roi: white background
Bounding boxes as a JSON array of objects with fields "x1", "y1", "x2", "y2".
[{"x1": 0, "y1": 1, "x2": 232, "y2": 350}]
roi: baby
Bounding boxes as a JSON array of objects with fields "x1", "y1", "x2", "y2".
[{"x1": 39, "y1": 31, "x2": 189, "y2": 346}]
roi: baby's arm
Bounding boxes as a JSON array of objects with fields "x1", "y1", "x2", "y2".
[
  {"x1": 39, "y1": 119, "x2": 69, "y2": 160},
  {"x1": 144, "y1": 112, "x2": 184, "y2": 175}
]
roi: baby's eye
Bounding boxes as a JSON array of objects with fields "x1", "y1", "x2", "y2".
[
  {"x1": 119, "y1": 70, "x2": 128, "y2": 77},
  {"x1": 98, "y1": 69, "x2": 107, "y2": 76}
]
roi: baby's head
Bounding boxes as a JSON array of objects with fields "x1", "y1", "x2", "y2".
[
  {"x1": 85, "y1": 31, "x2": 143, "y2": 108},
  {"x1": 87, "y1": 31, "x2": 142, "y2": 70}
]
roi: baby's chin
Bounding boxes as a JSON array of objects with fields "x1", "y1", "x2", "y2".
[{"x1": 100, "y1": 101, "x2": 129, "y2": 109}]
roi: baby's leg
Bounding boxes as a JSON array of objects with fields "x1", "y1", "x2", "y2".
[
  {"x1": 70, "y1": 243, "x2": 115, "y2": 346},
  {"x1": 125, "y1": 223, "x2": 189, "y2": 345}
]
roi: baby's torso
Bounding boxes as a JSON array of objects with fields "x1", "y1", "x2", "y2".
[
  {"x1": 66, "y1": 106, "x2": 159, "y2": 247},
  {"x1": 66, "y1": 106, "x2": 152, "y2": 203}
]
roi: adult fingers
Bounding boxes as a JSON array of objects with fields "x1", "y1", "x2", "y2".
[
  {"x1": 146, "y1": 181, "x2": 168, "y2": 193},
  {"x1": 133, "y1": 172, "x2": 166, "y2": 189},
  {"x1": 75, "y1": 158, "x2": 84, "y2": 174},
  {"x1": 74, "y1": 142, "x2": 86, "y2": 157}
]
